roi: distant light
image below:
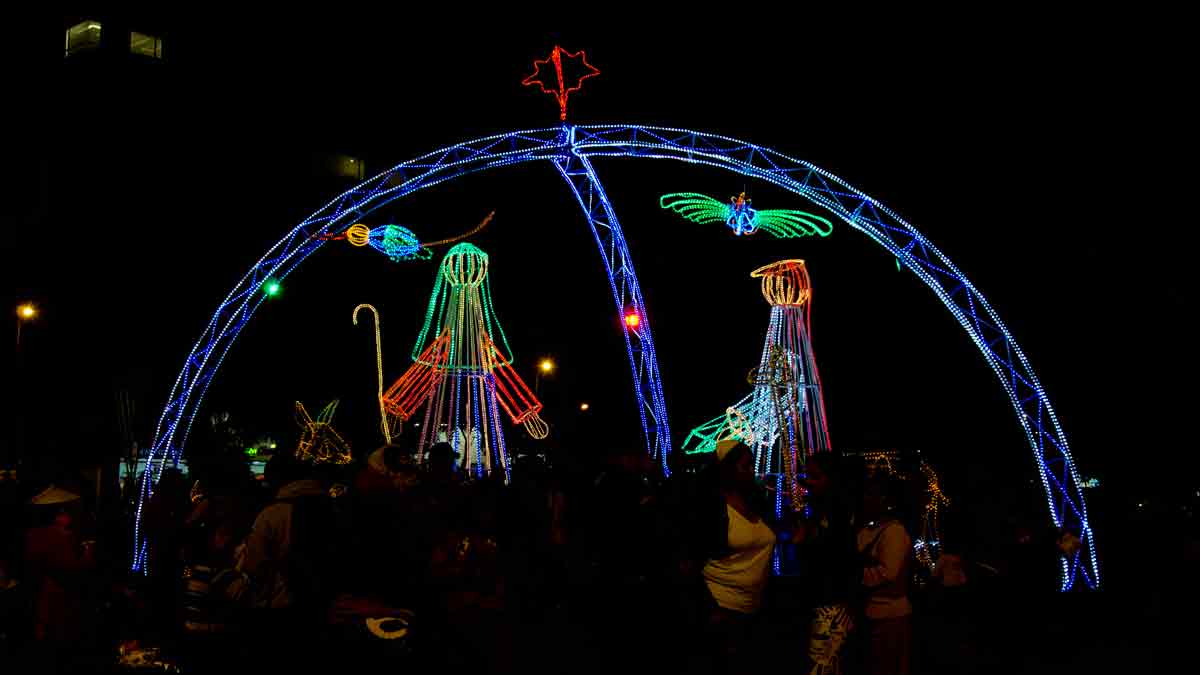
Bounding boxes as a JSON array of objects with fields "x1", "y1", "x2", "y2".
[
  {"x1": 264, "y1": 280, "x2": 281, "y2": 297},
  {"x1": 539, "y1": 358, "x2": 555, "y2": 373},
  {"x1": 17, "y1": 304, "x2": 36, "y2": 319},
  {"x1": 580, "y1": 402, "x2": 590, "y2": 411},
  {"x1": 269, "y1": 443, "x2": 277, "y2": 449},
  {"x1": 624, "y1": 312, "x2": 640, "y2": 328}
]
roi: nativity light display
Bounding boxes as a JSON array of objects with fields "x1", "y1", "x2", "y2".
[
  {"x1": 131, "y1": 44, "x2": 1098, "y2": 589},
  {"x1": 379, "y1": 243, "x2": 548, "y2": 481},
  {"x1": 683, "y1": 260, "x2": 832, "y2": 517}
]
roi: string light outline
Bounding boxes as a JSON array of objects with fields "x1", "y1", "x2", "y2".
[
  {"x1": 379, "y1": 243, "x2": 548, "y2": 479},
  {"x1": 294, "y1": 400, "x2": 353, "y2": 465},
  {"x1": 522, "y1": 46, "x2": 601, "y2": 121},
  {"x1": 683, "y1": 260, "x2": 831, "y2": 518},
  {"x1": 660, "y1": 192, "x2": 835, "y2": 238},
  {"x1": 352, "y1": 303, "x2": 391, "y2": 444}
]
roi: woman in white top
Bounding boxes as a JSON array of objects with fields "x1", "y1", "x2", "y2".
[{"x1": 696, "y1": 439, "x2": 786, "y2": 674}]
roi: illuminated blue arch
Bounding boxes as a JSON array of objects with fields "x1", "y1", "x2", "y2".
[{"x1": 133, "y1": 125, "x2": 1098, "y2": 590}]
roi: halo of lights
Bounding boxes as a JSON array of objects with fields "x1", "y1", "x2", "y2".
[
  {"x1": 132, "y1": 123, "x2": 1098, "y2": 589},
  {"x1": 345, "y1": 223, "x2": 372, "y2": 247}
]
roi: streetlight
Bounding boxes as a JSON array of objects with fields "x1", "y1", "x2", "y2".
[
  {"x1": 535, "y1": 357, "x2": 555, "y2": 395},
  {"x1": 579, "y1": 402, "x2": 590, "y2": 411},
  {"x1": 16, "y1": 303, "x2": 37, "y2": 348}
]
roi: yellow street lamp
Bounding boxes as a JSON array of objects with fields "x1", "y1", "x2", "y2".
[
  {"x1": 579, "y1": 402, "x2": 590, "y2": 411},
  {"x1": 16, "y1": 303, "x2": 37, "y2": 348},
  {"x1": 535, "y1": 357, "x2": 556, "y2": 395}
]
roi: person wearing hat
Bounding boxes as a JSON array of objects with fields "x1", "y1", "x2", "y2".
[
  {"x1": 692, "y1": 439, "x2": 786, "y2": 674},
  {"x1": 24, "y1": 484, "x2": 94, "y2": 652},
  {"x1": 354, "y1": 443, "x2": 420, "y2": 498}
]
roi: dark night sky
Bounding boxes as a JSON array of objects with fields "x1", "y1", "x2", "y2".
[{"x1": 7, "y1": 16, "x2": 1192, "y2": 513}]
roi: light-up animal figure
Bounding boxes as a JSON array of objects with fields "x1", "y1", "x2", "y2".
[
  {"x1": 379, "y1": 242, "x2": 547, "y2": 481},
  {"x1": 660, "y1": 192, "x2": 834, "y2": 238},
  {"x1": 683, "y1": 259, "x2": 832, "y2": 516},
  {"x1": 294, "y1": 400, "x2": 352, "y2": 465}
]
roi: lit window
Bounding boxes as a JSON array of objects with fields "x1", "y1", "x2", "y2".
[
  {"x1": 65, "y1": 20, "x2": 102, "y2": 57},
  {"x1": 332, "y1": 155, "x2": 365, "y2": 180},
  {"x1": 130, "y1": 31, "x2": 163, "y2": 59}
]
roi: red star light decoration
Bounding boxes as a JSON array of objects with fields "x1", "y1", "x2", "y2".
[{"x1": 522, "y1": 46, "x2": 601, "y2": 121}]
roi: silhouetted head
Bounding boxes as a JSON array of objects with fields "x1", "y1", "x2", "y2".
[
  {"x1": 426, "y1": 442, "x2": 458, "y2": 478},
  {"x1": 715, "y1": 439, "x2": 755, "y2": 492},
  {"x1": 860, "y1": 473, "x2": 905, "y2": 524},
  {"x1": 803, "y1": 451, "x2": 845, "y2": 501}
]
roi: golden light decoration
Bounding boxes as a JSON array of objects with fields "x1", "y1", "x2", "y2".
[
  {"x1": 751, "y1": 259, "x2": 812, "y2": 307},
  {"x1": 294, "y1": 400, "x2": 352, "y2": 465},
  {"x1": 916, "y1": 461, "x2": 951, "y2": 572},
  {"x1": 524, "y1": 414, "x2": 550, "y2": 440},
  {"x1": 725, "y1": 405, "x2": 756, "y2": 445},
  {"x1": 861, "y1": 450, "x2": 901, "y2": 478},
  {"x1": 353, "y1": 303, "x2": 391, "y2": 444},
  {"x1": 345, "y1": 223, "x2": 372, "y2": 247}
]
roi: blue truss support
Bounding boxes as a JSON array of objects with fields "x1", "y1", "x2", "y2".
[
  {"x1": 554, "y1": 127, "x2": 672, "y2": 474},
  {"x1": 131, "y1": 124, "x2": 1097, "y2": 591}
]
